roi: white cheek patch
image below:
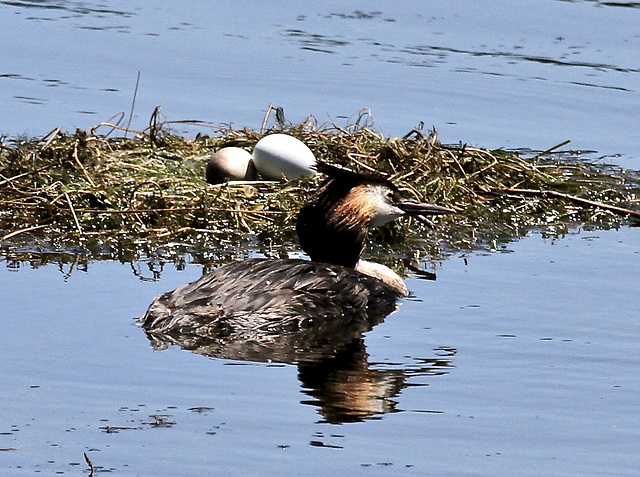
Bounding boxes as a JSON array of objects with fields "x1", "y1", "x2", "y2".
[{"x1": 367, "y1": 185, "x2": 405, "y2": 227}]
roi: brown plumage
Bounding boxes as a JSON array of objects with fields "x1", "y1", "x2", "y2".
[
  {"x1": 297, "y1": 163, "x2": 405, "y2": 268},
  {"x1": 141, "y1": 258, "x2": 398, "y2": 341},
  {"x1": 139, "y1": 162, "x2": 454, "y2": 341}
]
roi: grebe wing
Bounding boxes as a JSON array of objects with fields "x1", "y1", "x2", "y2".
[{"x1": 140, "y1": 258, "x2": 399, "y2": 338}]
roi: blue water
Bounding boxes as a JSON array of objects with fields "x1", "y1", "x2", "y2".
[
  {"x1": 1, "y1": 0, "x2": 639, "y2": 168},
  {"x1": 1, "y1": 227, "x2": 639, "y2": 475},
  {"x1": 1, "y1": 1, "x2": 639, "y2": 475}
]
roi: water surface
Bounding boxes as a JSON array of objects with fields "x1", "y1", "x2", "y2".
[
  {"x1": 1, "y1": 0, "x2": 639, "y2": 168},
  {"x1": 1, "y1": 227, "x2": 638, "y2": 475},
  {"x1": 1, "y1": 1, "x2": 639, "y2": 475}
]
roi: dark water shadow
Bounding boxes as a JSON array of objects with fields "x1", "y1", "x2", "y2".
[
  {"x1": 0, "y1": 0, "x2": 134, "y2": 19},
  {"x1": 143, "y1": 300, "x2": 453, "y2": 424},
  {"x1": 555, "y1": 0, "x2": 640, "y2": 8}
]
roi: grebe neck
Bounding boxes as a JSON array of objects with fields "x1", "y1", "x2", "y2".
[
  {"x1": 355, "y1": 259, "x2": 409, "y2": 297},
  {"x1": 297, "y1": 180, "x2": 376, "y2": 268}
]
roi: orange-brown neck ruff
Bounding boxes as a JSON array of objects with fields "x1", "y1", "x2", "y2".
[{"x1": 297, "y1": 180, "x2": 385, "y2": 268}]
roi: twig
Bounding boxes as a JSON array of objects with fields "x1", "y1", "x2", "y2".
[
  {"x1": 402, "y1": 121, "x2": 426, "y2": 140},
  {"x1": 72, "y1": 140, "x2": 97, "y2": 188},
  {"x1": 0, "y1": 163, "x2": 56, "y2": 188},
  {"x1": 84, "y1": 452, "x2": 95, "y2": 477},
  {"x1": 125, "y1": 71, "x2": 141, "y2": 138},
  {"x1": 73, "y1": 207, "x2": 283, "y2": 215},
  {"x1": 346, "y1": 153, "x2": 379, "y2": 173},
  {"x1": 41, "y1": 127, "x2": 62, "y2": 149},
  {"x1": 90, "y1": 111, "x2": 125, "y2": 137},
  {"x1": 532, "y1": 139, "x2": 571, "y2": 161},
  {"x1": 65, "y1": 192, "x2": 84, "y2": 234},
  {"x1": 496, "y1": 187, "x2": 640, "y2": 219},
  {"x1": 1, "y1": 224, "x2": 48, "y2": 241},
  {"x1": 154, "y1": 226, "x2": 236, "y2": 238},
  {"x1": 260, "y1": 104, "x2": 274, "y2": 134},
  {"x1": 260, "y1": 104, "x2": 285, "y2": 133}
]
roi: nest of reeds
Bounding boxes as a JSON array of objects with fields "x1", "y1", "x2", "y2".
[{"x1": 1, "y1": 107, "x2": 638, "y2": 266}]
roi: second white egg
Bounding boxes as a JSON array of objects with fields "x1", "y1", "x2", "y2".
[{"x1": 252, "y1": 134, "x2": 316, "y2": 181}]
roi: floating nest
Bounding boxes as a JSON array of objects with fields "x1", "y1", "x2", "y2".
[{"x1": 1, "y1": 107, "x2": 638, "y2": 267}]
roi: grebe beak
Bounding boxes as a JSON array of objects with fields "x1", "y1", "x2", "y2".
[{"x1": 397, "y1": 200, "x2": 456, "y2": 217}]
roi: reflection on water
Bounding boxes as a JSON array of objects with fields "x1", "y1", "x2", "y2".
[
  {"x1": 0, "y1": 0, "x2": 134, "y2": 20},
  {"x1": 1, "y1": 228, "x2": 638, "y2": 475},
  {"x1": 283, "y1": 13, "x2": 640, "y2": 92},
  {"x1": 1, "y1": 0, "x2": 639, "y2": 168},
  {"x1": 298, "y1": 339, "x2": 452, "y2": 423},
  {"x1": 560, "y1": 0, "x2": 640, "y2": 7},
  {"x1": 397, "y1": 44, "x2": 640, "y2": 77},
  {"x1": 282, "y1": 29, "x2": 350, "y2": 54},
  {"x1": 142, "y1": 281, "x2": 453, "y2": 423}
]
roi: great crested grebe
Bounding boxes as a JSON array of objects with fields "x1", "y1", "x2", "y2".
[{"x1": 140, "y1": 162, "x2": 454, "y2": 338}]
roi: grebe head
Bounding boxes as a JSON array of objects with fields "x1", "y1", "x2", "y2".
[{"x1": 297, "y1": 162, "x2": 454, "y2": 268}]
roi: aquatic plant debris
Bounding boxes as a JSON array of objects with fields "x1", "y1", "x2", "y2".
[{"x1": 1, "y1": 108, "x2": 638, "y2": 264}]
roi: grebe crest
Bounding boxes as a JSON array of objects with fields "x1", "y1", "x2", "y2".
[{"x1": 140, "y1": 162, "x2": 454, "y2": 339}]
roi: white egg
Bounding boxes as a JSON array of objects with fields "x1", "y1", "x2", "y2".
[
  {"x1": 206, "y1": 147, "x2": 257, "y2": 184},
  {"x1": 252, "y1": 134, "x2": 316, "y2": 181}
]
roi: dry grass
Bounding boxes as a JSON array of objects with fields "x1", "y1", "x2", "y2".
[{"x1": 1, "y1": 107, "x2": 638, "y2": 265}]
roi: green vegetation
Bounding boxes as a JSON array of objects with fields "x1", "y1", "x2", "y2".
[{"x1": 1, "y1": 109, "x2": 638, "y2": 266}]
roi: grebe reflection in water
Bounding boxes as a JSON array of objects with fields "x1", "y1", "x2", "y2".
[{"x1": 139, "y1": 162, "x2": 454, "y2": 341}]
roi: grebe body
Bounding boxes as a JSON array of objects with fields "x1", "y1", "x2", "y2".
[
  {"x1": 140, "y1": 162, "x2": 453, "y2": 339},
  {"x1": 141, "y1": 258, "x2": 399, "y2": 339}
]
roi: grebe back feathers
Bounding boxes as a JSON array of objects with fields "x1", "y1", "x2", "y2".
[{"x1": 141, "y1": 258, "x2": 399, "y2": 338}]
